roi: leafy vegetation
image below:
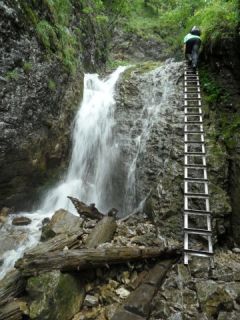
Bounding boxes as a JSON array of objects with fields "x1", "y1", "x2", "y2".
[
  {"x1": 122, "y1": 0, "x2": 239, "y2": 56},
  {"x1": 48, "y1": 79, "x2": 57, "y2": 90},
  {"x1": 20, "y1": 0, "x2": 239, "y2": 71},
  {"x1": 23, "y1": 62, "x2": 33, "y2": 74},
  {"x1": 5, "y1": 69, "x2": 19, "y2": 81}
]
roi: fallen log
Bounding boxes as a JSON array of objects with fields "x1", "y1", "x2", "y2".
[
  {"x1": 85, "y1": 216, "x2": 117, "y2": 248},
  {"x1": 68, "y1": 197, "x2": 104, "y2": 220},
  {"x1": 26, "y1": 230, "x2": 84, "y2": 256},
  {"x1": 0, "y1": 270, "x2": 26, "y2": 307},
  {"x1": 15, "y1": 246, "x2": 180, "y2": 277}
]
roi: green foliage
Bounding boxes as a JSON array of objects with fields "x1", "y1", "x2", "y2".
[
  {"x1": 200, "y1": 68, "x2": 240, "y2": 149},
  {"x1": 107, "y1": 58, "x2": 130, "y2": 70},
  {"x1": 44, "y1": 0, "x2": 72, "y2": 25},
  {"x1": 23, "y1": 62, "x2": 32, "y2": 73},
  {"x1": 6, "y1": 69, "x2": 19, "y2": 81},
  {"x1": 187, "y1": 0, "x2": 238, "y2": 44},
  {"x1": 36, "y1": 20, "x2": 58, "y2": 51},
  {"x1": 124, "y1": 0, "x2": 239, "y2": 57},
  {"x1": 33, "y1": 0, "x2": 77, "y2": 73},
  {"x1": 199, "y1": 69, "x2": 223, "y2": 105},
  {"x1": 48, "y1": 79, "x2": 57, "y2": 90}
]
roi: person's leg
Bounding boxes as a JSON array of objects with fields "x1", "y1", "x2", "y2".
[
  {"x1": 185, "y1": 40, "x2": 193, "y2": 65},
  {"x1": 191, "y1": 39, "x2": 201, "y2": 69}
]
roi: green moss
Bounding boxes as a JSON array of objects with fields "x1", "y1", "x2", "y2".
[
  {"x1": 36, "y1": 20, "x2": 58, "y2": 51},
  {"x1": 107, "y1": 58, "x2": 130, "y2": 70},
  {"x1": 20, "y1": 2, "x2": 39, "y2": 25},
  {"x1": 5, "y1": 69, "x2": 19, "y2": 81},
  {"x1": 48, "y1": 79, "x2": 57, "y2": 90},
  {"x1": 23, "y1": 62, "x2": 32, "y2": 73}
]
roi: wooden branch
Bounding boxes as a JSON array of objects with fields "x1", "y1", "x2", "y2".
[
  {"x1": 15, "y1": 246, "x2": 179, "y2": 277},
  {"x1": 0, "y1": 270, "x2": 26, "y2": 307},
  {"x1": 68, "y1": 196, "x2": 104, "y2": 220},
  {"x1": 0, "y1": 300, "x2": 23, "y2": 320},
  {"x1": 85, "y1": 216, "x2": 117, "y2": 248}
]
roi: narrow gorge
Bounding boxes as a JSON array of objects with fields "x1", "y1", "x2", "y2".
[{"x1": 1, "y1": 1, "x2": 240, "y2": 320}]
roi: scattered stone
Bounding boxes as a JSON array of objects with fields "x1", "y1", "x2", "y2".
[
  {"x1": 84, "y1": 294, "x2": 99, "y2": 307},
  {"x1": 12, "y1": 216, "x2": 31, "y2": 226},
  {"x1": 232, "y1": 248, "x2": 240, "y2": 254},
  {"x1": 0, "y1": 207, "x2": 11, "y2": 217},
  {"x1": 42, "y1": 217, "x2": 50, "y2": 225},
  {"x1": 41, "y1": 209, "x2": 83, "y2": 241},
  {"x1": 116, "y1": 287, "x2": 131, "y2": 299}
]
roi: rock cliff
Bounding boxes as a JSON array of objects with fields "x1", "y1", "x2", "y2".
[{"x1": 0, "y1": 0, "x2": 107, "y2": 210}]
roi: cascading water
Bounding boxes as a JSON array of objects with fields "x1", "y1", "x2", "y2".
[
  {"x1": 0, "y1": 66, "x2": 126, "y2": 279},
  {"x1": 121, "y1": 61, "x2": 182, "y2": 214}
]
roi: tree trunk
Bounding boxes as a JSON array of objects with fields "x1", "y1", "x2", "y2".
[
  {"x1": 68, "y1": 196, "x2": 104, "y2": 220},
  {"x1": 0, "y1": 270, "x2": 26, "y2": 307},
  {"x1": 85, "y1": 216, "x2": 117, "y2": 248},
  {"x1": 15, "y1": 246, "x2": 179, "y2": 277}
]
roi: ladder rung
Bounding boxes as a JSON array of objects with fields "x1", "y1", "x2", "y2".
[
  {"x1": 184, "y1": 194, "x2": 209, "y2": 199},
  {"x1": 184, "y1": 177, "x2": 208, "y2": 182},
  {"x1": 184, "y1": 131, "x2": 204, "y2": 134},
  {"x1": 184, "y1": 249, "x2": 213, "y2": 256},
  {"x1": 184, "y1": 141, "x2": 205, "y2": 144},
  {"x1": 184, "y1": 211, "x2": 211, "y2": 217},
  {"x1": 184, "y1": 152, "x2": 206, "y2": 155},
  {"x1": 185, "y1": 192, "x2": 209, "y2": 197},
  {"x1": 184, "y1": 228, "x2": 212, "y2": 235},
  {"x1": 185, "y1": 113, "x2": 203, "y2": 117},
  {"x1": 184, "y1": 101, "x2": 202, "y2": 106},
  {"x1": 184, "y1": 208, "x2": 211, "y2": 214},
  {"x1": 184, "y1": 163, "x2": 206, "y2": 168}
]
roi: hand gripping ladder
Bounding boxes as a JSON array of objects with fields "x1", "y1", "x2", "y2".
[{"x1": 183, "y1": 64, "x2": 214, "y2": 268}]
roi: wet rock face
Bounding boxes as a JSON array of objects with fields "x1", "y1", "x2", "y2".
[
  {"x1": 114, "y1": 62, "x2": 185, "y2": 240},
  {"x1": 0, "y1": 1, "x2": 106, "y2": 211}
]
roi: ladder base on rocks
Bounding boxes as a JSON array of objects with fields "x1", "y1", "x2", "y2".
[{"x1": 183, "y1": 63, "x2": 214, "y2": 268}]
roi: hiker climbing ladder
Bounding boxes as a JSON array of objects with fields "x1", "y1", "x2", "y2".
[{"x1": 183, "y1": 64, "x2": 214, "y2": 268}]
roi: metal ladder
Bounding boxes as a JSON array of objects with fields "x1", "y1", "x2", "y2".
[{"x1": 183, "y1": 63, "x2": 214, "y2": 268}]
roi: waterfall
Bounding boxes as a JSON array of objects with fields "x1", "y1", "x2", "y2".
[
  {"x1": 41, "y1": 66, "x2": 127, "y2": 213},
  {"x1": 0, "y1": 66, "x2": 126, "y2": 279}
]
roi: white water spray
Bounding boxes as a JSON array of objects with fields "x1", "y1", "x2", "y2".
[{"x1": 0, "y1": 67, "x2": 126, "y2": 279}]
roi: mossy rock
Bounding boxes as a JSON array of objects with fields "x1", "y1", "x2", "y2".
[{"x1": 27, "y1": 271, "x2": 85, "y2": 320}]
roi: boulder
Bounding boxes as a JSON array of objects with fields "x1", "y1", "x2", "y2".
[
  {"x1": 41, "y1": 209, "x2": 83, "y2": 241},
  {"x1": 12, "y1": 216, "x2": 31, "y2": 226},
  {"x1": 27, "y1": 271, "x2": 85, "y2": 320},
  {"x1": 196, "y1": 281, "x2": 240, "y2": 318}
]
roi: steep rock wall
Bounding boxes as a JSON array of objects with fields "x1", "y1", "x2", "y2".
[
  {"x1": 201, "y1": 35, "x2": 240, "y2": 245},
  {"x1": 0, "y1": 0, "x2": 107, "y2": 210}
]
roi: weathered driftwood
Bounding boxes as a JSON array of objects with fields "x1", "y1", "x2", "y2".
[
  {"x1": 15, "y1": 246, "x2": 179, "y2": 277},
  {"x1": 85, "y1": 216, "x2": 117, "y2": 248},
  {"x1": 0, "y1": 300, "x2": 22, "y2": 320},
  {"x1": 26, "y1": 230, "x2": 84, "y2": 256},
  {"x1": 0, "y1": 270, "x2": 26, "y2": 307},
  {"x1": 68, "y1": 196, "x2": 104, "y2": 220}
]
